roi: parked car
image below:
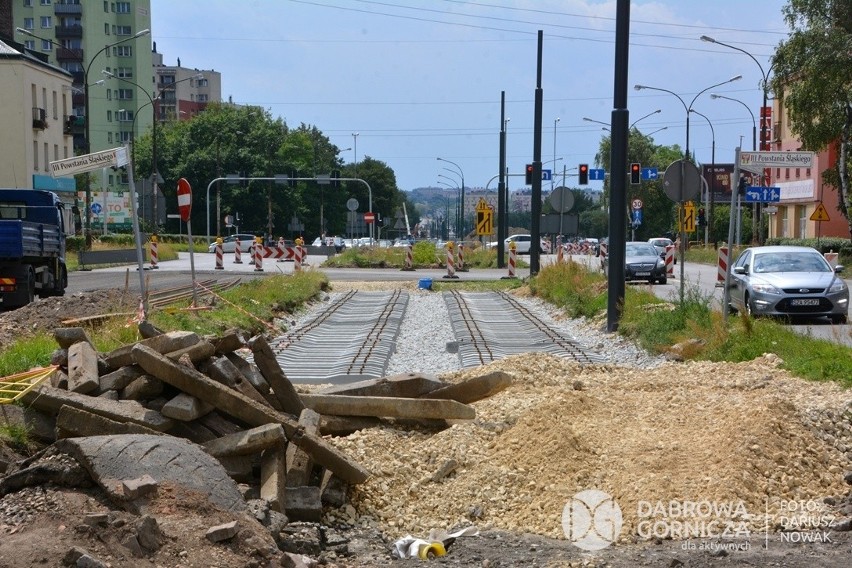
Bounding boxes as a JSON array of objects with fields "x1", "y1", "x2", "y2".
[
  {"x1": 505, "y1": 234, "x2": 547, "y2": 254},
  {"x1": 603, "y1": 241, "x2": 667, "y2": 284},
  {"x1": 648, "y1": 237, "x2": 676, "y2": 264},
  {"x1": 727, "y1": 245, "x2": 848, "y2": 323},
  {"x1": 208, "y1": 234, "x2": 258, "y2": 253}
]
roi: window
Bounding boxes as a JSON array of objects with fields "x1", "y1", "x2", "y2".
[
  {"x1": 116, "y1": 1, "x2": 130, "y2": 13},
  {"x1": 23, "y1": 0, "x2": 33, "y2": 8},
  {"x1": 116, "y1": 67, "x2": 133, "y2": 78},
  {"x1": 104, "y1": 1, "x2": 108, "y2": 12},
  {"x1": 197, "y1": 78, "x2": 208, "y2": 87},
  {"x1": 33, "y1": 141, "x2": 38, "y2": 169},
  {"x1": 40, "y1": 15, "x2": 51, "y2": 28},
  {"x1": 40, "y1": 0, "x2": 51, "y2": 5},
  {"x1": 114, "y1": 45, "x2": 132, "y2": 57},
  {"x1": 43, "y1": 143, "x2": 48, "y2": 172},
  {"x1": 54, "y1": 144, "x2": 58, "y2": 162},
  {"x1": 52, "y1": 90, "x2": 57, "y2": 119},
  {"x1": 107, "y1": 132, "x2": 113, "y2": 143},
  {"x1": 795, "y1": 168, "x2": 800, "y2": 178},
  {"x1": 106, "y1": 89, "x2": 111, "y2": 100},
  {"x1": 119, "y1": 131, "x2": 131, "y2": 142},
  {"x1": 117, "y1": 88, "x2": 133, "y2": 100},
  {"x1": 197, "y1": 94, "x2": 208, "y2": 102},
  {"x1": 104, "y1": 22, "x2": 109, "y2": 34},
  {"x1": 115, "y1": 25, "x2": 131, "y2": 36},
  {"x1": 107, "y1": 110, "x2": 112, "y2": 122},
  {"x1": 23, "y1": 18, "x2": 34, "y2": 30},
  {"x1": 24, "y1": 40, "x2": 35, "y2": 50},
  {"x1": 118, "y1": 109, "x2": 133, "y2": 121},
  {"x1": 41, "y1": 39, "x2": 52, "y2": 51}
]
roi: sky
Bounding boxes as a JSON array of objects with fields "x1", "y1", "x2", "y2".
[{"x1": 150, "y1": 0, "x2": 789, "y2": 193}]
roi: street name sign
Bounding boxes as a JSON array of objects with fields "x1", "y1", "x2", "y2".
[
  {"x1": 740, "y1": 151, "x2": 814, "y2": 169},
  {"x1": 49, "y1": 146, "x2": 128, "y2": 178}
]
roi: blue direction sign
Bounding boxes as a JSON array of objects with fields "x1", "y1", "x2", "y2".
[
  {"x1": 631, "y1": 208, "x2": 643, "y2": 227},
  {"x1": 542, "y1": 169, "x2": 552, "y2": 181},
  {"x1": 641, "y1": 167, "x2": 658, "y2": 180},
  {"x1": 744, "y1": 186, "x2": 781, "y2": 203},
  {"x1": 91, "y1": 202, "x2": 102, "y2": 215},
  {"x1": 589, "y1": 168, "x2": 606, "y2": 181}
]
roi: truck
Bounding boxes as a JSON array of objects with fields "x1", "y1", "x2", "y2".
[{"x1": 0, "y1": 189, "x2": 69, "y2": 309}]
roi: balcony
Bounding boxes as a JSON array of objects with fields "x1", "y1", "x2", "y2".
[
  {"x1": 32, "y1": 107, "x2": 47, "y2": 130},
  {"x1": 56, "y1": 47, "x2": 83, "y2": 62},
  {"x1": 54, "y1": 3, "x2": 83, "y2": 15},
  {"x1": 55, "y1": 24, "x2": 83, "y2": 39},
  {"x1": 64, "y1": 114, "x2": 84, "y2": 135}
]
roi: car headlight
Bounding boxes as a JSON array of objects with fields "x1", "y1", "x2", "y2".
[
  {"x1": 750, "y1": 282, "x2": 783, "y2": 295},
  {"x1": 656, "y1": 259, "x2": 665, "y2": 268},
  {"x1": 828, "y1": 278, "x2": 848, "y2": 293}
]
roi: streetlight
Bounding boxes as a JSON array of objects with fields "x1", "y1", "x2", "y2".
[
  {"x1": 437, "y1": 157, "x2": 465, "y2": 237},
  {"x1": 104, "y1": 70, "x2": 203, "y2": 232},
  {"x1": 18, "y1": 27, "x2": 151, "y2": 248},
  {"x1": 710, "y1": 93, "x2": 756, "y2": 151},
  {"x1": 584, "y1": 110, "x2": 661, "y2": 130},
  {"x1": 437, "y1": 179, "x2": 459, "y2": 239},
  {"x1": 645, "y1": 126, "x2": 668, "y2": 137},
  {"x1": 552, "y1": 117, "x2": 560, "y2": 192},
  {"x1": 634, "y1": 77, "x2": 741, "y2": 159},
  {"x1": 689, "y1": 109, "x2": 715, "y2": 246}
]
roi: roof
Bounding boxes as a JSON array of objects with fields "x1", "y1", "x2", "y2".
[{"x1": 0, "y1": 38, "x2": 72, "y2": 78}]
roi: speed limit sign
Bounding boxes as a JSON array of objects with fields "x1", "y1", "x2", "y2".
[{"x1": 632, "y1": 198, "x2": 643, "y2": 210}]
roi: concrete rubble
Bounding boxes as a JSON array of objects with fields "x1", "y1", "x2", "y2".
[{"x1": 1, "y1": 325, "x2": 512, "y2": 564}]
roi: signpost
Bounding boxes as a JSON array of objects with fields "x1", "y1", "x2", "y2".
[
  {"x1": 364, "y1": 212, "x2": 375, "y2": 224},
  {"x1": 475, "y1": 198, "x2": 494, "y2": 237},
  {"x1": 744, "y1": 186, "x2": 781, "y2": 203},
  {"x1": 177, "y1": 177, "x2": 198, "y2": 306},
  {"x1": 589, "y1": 168, "x2": 606, "y2": 181},
  {"x1": 641, "y1": 167, "x2": 658, "y2": 180},
  {"x1": 739, "y1": 151, "x2": 814, "y2": 169}
]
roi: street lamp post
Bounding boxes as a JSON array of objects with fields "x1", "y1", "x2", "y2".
[
  {"x1": 437, "y1": 158, "x2": 464, "y2": 238},
  {"x1": 17, "y1": 27, "x2": 150, "y2": 248},
  {"x1": 690, "y1": 109, "x2": 715, "y2": 246},
  {"x1": 552, "y1": 118, "x2": 560, "y2": 192},
  {"x1": 583, "y1": 109, "x2": 661, "y2": 131},
  {"x1": 438, "y1": 173, "x2": 461, "y2": 236}
]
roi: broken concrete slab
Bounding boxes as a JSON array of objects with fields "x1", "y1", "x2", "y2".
[
  {"x1": 317, "y1": 372, "x2": 445, "y2": 398},
  {"x1": 207, "y1": 356, "x2": 272, "y2": 408},
  {"x1": 53, "y1": 326, "x2": 93, "y2": 349},
  {"x1": 421, "y1": 370, "x2": 513, "y2": 404},
  {"x1": 132, "y1": 344, "x2": 369, "y2": 484},
  {"x1": 286, "y1": 409, "x2": 321, "y2": 487},
  {"x1": 260, "y1": 448, "x2": 286, "y2": 512},
  {"x1": 56, "y1": 406, "x2": 163, "y2": 438},
  {"x1": 225, "y1": 352, "x2": 272, "y2": 395},
  {"x1": 299, "y1": 394, "x2": 476, "y2": 420},
  {"x1": 165, "y1": 339, "x2": 215, "y2": 365},
  {"x1": 206, "y1": 520, "x2": 239, "y2": 542},
  {"x1": 122, "y1": 474, "x2": 157, "y2": 499},
  {"x1": 21, "y1": 385, "x2": 174, "y2": 432},
  {"x1": 210, "y1": 329, "x2": 247, "y2": 355},
  {"x1": 320, "y1": 470, "x2": 347, "y2": 508},
  {"x1": 99, "y1": 365, "x2": 145, "y2": 392},
  {"x1": 203, "y1": 423, "x2": 287, "y2": 457},
  {"x1": 319, "y1": 415, "x2": 382, "y2": 437},
  {"x1": 119, "y1": 375, "x2": 163, "y2": 401},
  {"x1": 284, "y1": 486, "x2": 322, "y2": 522},
  {"x1": 67, "y1": 341, "x2": 100, "y2": 394},
  {"x1": 103, "y1": 331, "x2": 201, "y2": 371},
  {"x1": 248, "y1": 335, "x2": 305, "y2": 416}
]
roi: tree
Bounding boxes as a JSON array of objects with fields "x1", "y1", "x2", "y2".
[{"x1": 772, "y1": 0, "x2": 852, "y2": 239}]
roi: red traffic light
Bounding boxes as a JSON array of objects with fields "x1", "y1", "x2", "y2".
[
  {"x1": 630, "y1": 162, "x2": 641, "y2": 184},
  {"x1": 578, "y1": 163, "x2": 589, "y2": 185}
]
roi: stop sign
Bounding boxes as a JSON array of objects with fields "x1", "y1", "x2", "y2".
[
  {"x1": 364, "y1": 211, "x2": 375, "y2": 224},
  {"x1": 177, "y1": 178, "x2": 192, "y2": 222}
]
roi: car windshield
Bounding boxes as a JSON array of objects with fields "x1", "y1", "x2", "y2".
[
  {"x1": 752, "y1": 252, "x2": 831, "y2": 273},
  {"x1": 626, "y1": 243, "x2": 657, "y2": 256}
]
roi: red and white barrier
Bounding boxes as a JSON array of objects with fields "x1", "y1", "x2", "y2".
[
  {"x1": 402, "y1": 243, "x2": 414, "y2": 271},
  {"x1": 598, "y1": 241, "x2": 608, "y2": 271},
  {"x1": 215, "y1": 241, "x2": 224, "y2": 270},
  {"x1": 293, "y1": 245, "x2": 302, "y2": 272},
  {"x1": 507, "y1": 244, "x2": 517, "y2": 278},
  {"x1": 716, "y1": 246, "x2": 728, "y2": 286},
  {"x1": 253, "y1": 241, "x2": 263, "y2": 272},
  {"x1": 443, "y1": 244, "x2": 457, "y2": 279},
  {"x1": 457, "y1": 244, "x2": 465, "y2": 271},
  {"x1": 149, "y1": 235, "x2": 159, "y2": 269},
  {"x1": 556, "y1": 236, "x2": 563, "y2": 263},
  {"x1": 665, "y1": 245, "x2": 675, "y2": 278},
  {"x1": 234, "y1": 241, "x2": 243, "y2": 264}
]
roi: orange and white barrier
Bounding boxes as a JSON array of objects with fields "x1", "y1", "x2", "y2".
[
  {"x1": 443, "y1": 242, "x2": 458, "y2": 279},
  {"x1": 457, "y1": 244, "x2": 465, "y2": 271},
  {"x1": 598, "y1": 241, "x2": 608, "y2": 271},
  {"x1": 402, "y1": 243, "x2": 414, "y2": 271},
  {"x1": 716, "y1": 246, "x2": 728, "y2": 286},
  {"x1": 665, "y1": 245, "x2": 675, "y2": 278},
  {"x1": 556, "y1": 236, "x2": 563, "y2": 263},
  {"x1": 149, "y1": 235, "x2": 159, "y2": 269},
  {"x1": 214, "y1": 239, "x2": 224, "y2": 270}
]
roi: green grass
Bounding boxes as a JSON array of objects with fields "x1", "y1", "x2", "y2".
[
  {"x1": 320, "y1": 241, "x2": 525, "y2": 270},
  {"x1": 0, "y1": 334, "x2": 58, "y2": 378}
]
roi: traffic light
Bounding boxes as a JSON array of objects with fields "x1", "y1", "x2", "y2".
[
  {"x1": 630, "y1": 163, "x2": 641, "y2": 185},
  {"x1": 737, "y1": 175, "x2": 749, "y2": 195},
  {"x1": 289, "y1": 169, "x2": 298, "y2": 188},
  {"x1": 698, "y1": 207, "x2": 706, "y2": 227},
  {"x1": 332, "y1": 170, "x2": 340, "y2": 188},
  {"x1": 578, "y1": 164, "x2": 589, "y2": 185},
  {"x1": 525, "y1": 164, "x2": 534, "y2": 185}
]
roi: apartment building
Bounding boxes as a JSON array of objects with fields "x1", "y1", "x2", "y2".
[{"x1": 152, "y1": 42, "x2": 221, "y2": 122}]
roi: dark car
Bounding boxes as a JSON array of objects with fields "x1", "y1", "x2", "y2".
[
  {"x1": 602, "y1": 241, "x2": 667, "y2": 284},
  {"x1": 727, "y1": 245, "x2": 848, "y2": 323}
]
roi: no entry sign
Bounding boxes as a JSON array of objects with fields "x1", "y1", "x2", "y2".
[{"x1": 177, "y1": 178, "x2": 192, "y2": 222}]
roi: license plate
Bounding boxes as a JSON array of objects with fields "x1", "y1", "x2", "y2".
[
  {"x1": 635, "y1": 272, "x2": 651, "y2": 277},
  {"x1": 791, "y1": 298, "x2": 820, "y2": 306}
]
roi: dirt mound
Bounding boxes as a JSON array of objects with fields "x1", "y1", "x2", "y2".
[{"x1": 330, "y1": 353, "x2": 852, "y2": 542}]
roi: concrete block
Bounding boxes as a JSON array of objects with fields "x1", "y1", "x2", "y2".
[
  {"x1": 225, "y1": 352, "x2": 271, "y2": 395},
  {"x1": 320, "y1": 470, "x2": 347, "y2": 508},
  {"x1": 284, "y1": 486, "x2": 322, "y2": 522},
  {"x1": 260, "y1": 448, "x2": 286, "y2": 512},
  {"x1": 249, "y1": 335, "x2": 305, "y2": 416},
  {"x1": 122, "y1": 474, "x2": 158, "y2": 499},
  {"x1": 203, "y1": 423, "x2": 287, "y2": 457},
  {"x1": 318, "y1": 372, "x2": 444, "y2": 398},
  {"x1": 99, "y1": 365, "x2": 145, "y2": 392},
  {"x1": 53, "y1": 326, "x2": 93, "y2": 349},
  {"x1": 286, "y1": 408, "x2": 321, "y2": 487},
  {"x1": 120, "y1": 375, "x2": 163, "y2": 401},
  {"x1": 103, "y1": 330, "x2": 201, "y2": 371},
  {"x1": 206, "y1": 520, "x2": 239, "y2": 543},
  {"x1": 56, "y1": 406, "x2": 162, "y2": 438},
  {"x1": 299, "y1": 394, "x2": 476, "y2": 420},
  {"x1": 423, "y1": 370, "x2": 513, "y2": 404},
  {"x1": 161, "y1": 392, "x2": 214, "y2": 422},
  {"x1": 67, "y1": 341, "x2": 100, "y2": 394}
]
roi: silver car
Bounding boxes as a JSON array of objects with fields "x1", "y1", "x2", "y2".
[
  {"x1": 728, "y1": 246, "x2": 848, "y2": 323},
  {"x1": 207, "y1": 234, "x2": 258, "y2": 253}
]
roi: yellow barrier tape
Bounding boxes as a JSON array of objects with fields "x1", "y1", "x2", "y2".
[{"x1": 0, "y1": 366, "x2": 58, "y2": 404}]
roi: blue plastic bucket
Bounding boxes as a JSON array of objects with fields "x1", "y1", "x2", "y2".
[{"x1": 417, "y1": 278, "x2": 433, "y2": 290}]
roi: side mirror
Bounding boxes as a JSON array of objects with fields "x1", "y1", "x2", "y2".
[
  {"x1": 835, "y1": 264, "x2": 845, "y2": 273},
  {"x1": 733, "y1": 266, "x2": 746, "y2": 275}
]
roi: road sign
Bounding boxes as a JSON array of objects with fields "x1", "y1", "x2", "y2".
[
  {"x1": 91, "y1": 202, "x2": 102, "y2": 215},
  {"x1": 549, "y1": 187, "x2": 574, "y2": 213},
  {"x1": 346, "y1": 198, "x2": 359, "y2": 211},
  {"x1": 177, "y1": 177, "x2": 192, "y2": 222},
  {"x1": 631, "y1": 198, "x2": 643, "y2": 210},
  {"x1": 476, "y1": 210, "x2": 493, "y2": 236},
  {"x1": 364, "y1": 211, "x2": 375, "y2": 224},
  {"x1": 740, "y1": 151, "x2": 814, "y2": 169},
  {"x1": 680, "y1": 202, "x2": 696, "y2": 233},
  {"x1": 542, "y1": 169, "x2": 552, "y2": 181},
  {"x1": 744, "y1": 186, "x2": 781, "y2": 203},
  {"x1": 589, "y1": 168, "x2": 606, "y2": 181},
  {"x1": 663, "y1": 159, "x2": 701, "y2": 202},
  {"x1": 631, "y1": 208, "x2": 642, "y2": 227},
  {"x1": 49, "y1": 146, "x2": 128, "y2": 178},
  {"x1": 641, "y1": 167, "x2": 658, "y2": 180},
  {"x1": 810, "y1": 202, "x2": 830, "y2": 222}
]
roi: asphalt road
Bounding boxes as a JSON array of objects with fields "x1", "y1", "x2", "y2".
[{"x1": 67, "y1": 250, "x2": 851, "y2": 347}]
